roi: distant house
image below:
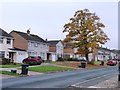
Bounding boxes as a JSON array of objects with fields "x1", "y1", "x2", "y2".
[
  {"x1": 94, "y1": 47, "x2": 112, "y2": 61},
  {"x1": 47, "y1": 40, "x2": 63, "y2": 61},
  {"x1": 111, "y1": 50, "x2": 120, "y2": 59},
  {"x1": 10, "y1": 30, "x2": 49, "y2": 60}
]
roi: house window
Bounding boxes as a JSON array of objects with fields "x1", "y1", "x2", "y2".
[
  {"x1": 0, "y1": 37, "x2": 3, "y2": 43},
  {"x1": 6, "y1": 38, "x2": 11, "y2": 44}
]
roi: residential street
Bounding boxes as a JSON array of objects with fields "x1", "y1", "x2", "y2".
[{"x1": 2, "y1": 66, "x2": 118, "y2": 88}]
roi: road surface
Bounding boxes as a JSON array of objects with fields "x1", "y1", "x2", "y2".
[{"x1": 2, "y1": 66, "x2": 118, "y2": 88}]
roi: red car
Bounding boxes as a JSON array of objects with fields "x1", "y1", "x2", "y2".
[
  {"x1": 106, "y1": 59, "x2": 117, "y2": 66},
  {"x1": 22, "y1": 56, "x2": 43, "y2": 65}
]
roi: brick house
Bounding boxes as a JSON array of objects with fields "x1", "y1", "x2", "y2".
[{"x1": 10, "y1": 30, "x2": 49, "y2": 60}]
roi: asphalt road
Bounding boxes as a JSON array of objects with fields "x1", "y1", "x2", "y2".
[{"x1": 2, "y1": 66, "x2": 118, "y2": 88}]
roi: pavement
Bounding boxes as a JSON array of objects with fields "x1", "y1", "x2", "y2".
[{"x1": 88, "y1": 76, "x2": 118, "y2": 88}]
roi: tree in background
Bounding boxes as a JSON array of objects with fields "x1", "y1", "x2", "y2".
[{"x1": 63, "y1": 9, "x2": 109, "y2": 61}]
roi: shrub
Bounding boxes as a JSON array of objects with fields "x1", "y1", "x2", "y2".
[
  {"x1": 44, "y1": 60, "x2": 51, "y2": 63},
  {"x1": 67, "y1": 58, "x2": 78, "y2": 61},
  {"x1": 57, "y1": 57, "x2": 64, "y2": 61},
  {"x1": 2, "y1": 58, "x2": 11, "y2": 65}
]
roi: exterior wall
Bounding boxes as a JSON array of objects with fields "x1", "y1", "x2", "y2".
[
  {"x1": 88, "y1": 53, "x2": 93, "y2": 61},
  {"x1": 73, "y1": 48, "x2": 82, "y2": 59},
  {"x1": 0, "y1": 36, "x2": 13, "y2": 58},
  {"x1": 56, "y1": 41, "x2": 64, "y2": 59},
  {"x1": 64, "y1": 48, "x2": 74, "y2": 54},
  {"x1": 111, "y1": 52, "x2": 117, "y2": 59},
  {"x1": 28, "y1": 41, "x2": 49, "y2": 60},
  {"x1": 10, "y1": 32, "x2": 28, "y2": 50},
  {"x1": 49, "y1": 46, "x2": 56, "y2": 52},
  {"x1": 64, "y1": 48, "x2": 74, "y2": 59}
]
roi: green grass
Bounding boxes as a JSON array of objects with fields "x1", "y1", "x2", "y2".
[
  {"x1": 0, "y1": 70, "x2": 20, "y2": 76},
  {"x1": 28, "y1": 65, "x2": 74, "y2": 73},
  {"x1": 0, "y1": 64, "x2": 22, "y2": 68},
  {"x1": 94, "y1": 61, "x2": 101, "y2": 65},
  {"x1": 94, "y1": 61, "x2": 107, "y2": 66}
]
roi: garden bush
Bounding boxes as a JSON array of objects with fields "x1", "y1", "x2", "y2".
[
  {"x1": 2, "y1": 58, "x2": 11, "y2": 65},
  {"x1": 57, "y1": 57, "x2": 64, "y2": 61},
  {"x1": 67, "y1": 58, "x2": 78, "y2": 61}
]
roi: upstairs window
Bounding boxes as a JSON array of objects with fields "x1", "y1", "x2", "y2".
[
  {"x1": 0, "y1": 37, "x2": 3, "y2": 43},
  {"x1": 6, "y1": 38, "x2": 11, "y2": 44}
]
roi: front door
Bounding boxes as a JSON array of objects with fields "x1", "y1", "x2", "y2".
[{"x1": 9, "y1": 52, "x2": 14, "y2": 63}]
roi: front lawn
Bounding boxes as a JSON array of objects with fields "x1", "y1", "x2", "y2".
[
  {"x1": 0, "y1": 70, "x2": 20, "y2": 76},
  {"x1": 50, "y1": 61, "x2": 80, "y2": 68},
  {"x1": 0, "y1": 64, "x2": 22, "y2": 68},
  {"x1": 28, "y1": 65, "x2": 75, "y2": 73},
  {"x1": 94, "y1": 61, "x2": 107, "y2": 66}
]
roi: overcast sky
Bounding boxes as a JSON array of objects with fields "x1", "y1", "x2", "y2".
[{"x1": 0, "y1": 0, "x2": 118, "y2": 49}]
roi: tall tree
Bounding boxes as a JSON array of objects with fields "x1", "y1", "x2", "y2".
[{"x1": 63, "y1": 9, "x2": 109, "y2": 61}]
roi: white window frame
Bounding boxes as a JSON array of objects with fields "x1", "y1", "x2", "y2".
[{"x1": 6, "y1": 38, "x2": 11, "y2": 44}]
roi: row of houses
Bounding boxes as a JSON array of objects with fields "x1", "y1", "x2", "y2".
[{"x1": 0, "y1": 28, "x2": 119, "y2": 63}]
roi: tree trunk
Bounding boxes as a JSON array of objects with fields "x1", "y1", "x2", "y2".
[
  {"x1": 85, "y1": 53, "x2": 89, "y2": 61},
  {"x1": 85, "y1": 46, "x2": 89, "y2": 62}
]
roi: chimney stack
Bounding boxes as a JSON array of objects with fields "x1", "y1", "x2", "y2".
[
  {"x1": 27, "y1": 28, "x2": 30, "y2": 35},
  {"x1": 45, "y1": 38, "x2": 48, "y2": 42}
]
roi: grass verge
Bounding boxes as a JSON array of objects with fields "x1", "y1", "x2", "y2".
[
  {"x1": 28, "y1": 65, "x2": 75, "y2": 73},
  {"x1": 0, "y1": 70, "x2": 20, "y2": 76},
  {"x1": 0, "y1": 64, "x2": 22, "y2": 68}
]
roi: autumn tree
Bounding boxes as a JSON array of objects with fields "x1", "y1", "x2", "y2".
[{"x1": 63, "y1": 9, "x2": 109, "y2": 61}]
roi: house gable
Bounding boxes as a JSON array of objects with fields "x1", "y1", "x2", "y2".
[{"x1": 10, "y1": 31, "x2": 28, "y2": 50}]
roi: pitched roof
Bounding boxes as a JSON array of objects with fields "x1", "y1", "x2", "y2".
[
  {"x1": 97, "y1": 47, "x2": 111, "y2": 52},
  {"x1": 47, "y1": 40, "x2": 60, "y2": 45},
  {"x1": 11, "y1": 30, "x2": 46, "y2": 43},
  {"x1": 0, "y1": 28, "x2": 13, "y2": 38}
]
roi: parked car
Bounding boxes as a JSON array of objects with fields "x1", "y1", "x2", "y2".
[
  {"x1": 113, "y1": 57, "x2": 120, "y2": 61},
  {"x1": 22, "y1": 56, "x2": 43, "y2": 65},
  {"x1": 106, "y1": 59, "x2": 117, "y2": 66}
]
